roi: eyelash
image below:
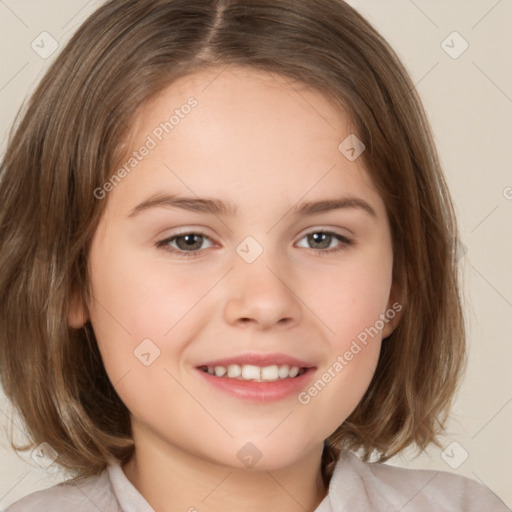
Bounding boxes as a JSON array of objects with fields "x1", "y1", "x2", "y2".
[{"x1": 155, "y1": 230, "x2": 353, "y2": 258}]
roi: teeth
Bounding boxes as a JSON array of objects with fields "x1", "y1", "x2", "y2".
[
  {"x1": 261, "y1": 365, "x2": 279, "y2": 380},
  {"x1": 202, "y1": 363, "x2": 305, "y2": 381},
  {"x1": 242, "y1": 364, "x2": 260, "y2": 380},
  {"x1": 278, "y1": 365, "x2": 290, "y2": 379},
  {"x1": 214, "y1": 366, "x2": 227, "y2": 377},
  {"x1": 227, "y1": 364, "x2": 241, "y2": 378},
  {"x1": 288, "y1": 366, "x2": 299, "y2": 378}
]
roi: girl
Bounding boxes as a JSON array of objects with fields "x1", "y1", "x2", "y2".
[{"x1": 0, "y1": 0, "x2": 508, "y2": 511}]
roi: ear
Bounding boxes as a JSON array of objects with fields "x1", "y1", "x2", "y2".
[
  {"x1": 67, "y1": 292, "x2": 89, "y2": 329},
  {"x1": 382, "y1": 280, "x2": 404, "y2": 339}
]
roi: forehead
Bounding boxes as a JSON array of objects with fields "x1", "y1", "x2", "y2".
[
  {"x1": 128, "y1": 65, "x2": 358, "y2": 163},
  {"x1": 105, "y1": 65, "x2": 384, "y2": 220}
]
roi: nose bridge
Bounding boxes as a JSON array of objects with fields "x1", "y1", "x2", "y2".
[{"x1": 222, "y1": 236, "x2": 302, "y2": 329}]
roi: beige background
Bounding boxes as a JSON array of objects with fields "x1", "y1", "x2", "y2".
[{"x1": 1, "y1": 0, "x2": 511, "y2": 509}]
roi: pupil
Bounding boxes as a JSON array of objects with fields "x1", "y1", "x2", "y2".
[
  {"x1": 310, "y1": 232, "x2": 330, "y2": 249},
  {"x1": 178, "y1": 234, "x2": 202, "y2": 250}
]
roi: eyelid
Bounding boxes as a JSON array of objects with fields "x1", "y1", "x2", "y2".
[
  {"x1": 297, "y1": 225, "x2": 353, "y2": 240},
  {"x1": 156, "y1": 226, "x2": 354, "y2": 258},
  {"x1": 157, "y1": 225, "x2": 352, "y2": 244},
  {"x1": 155, "y1": 229, "x2": 215, "y2": 251},
  {"x1": 295, "y1": 229, "x2": 353, "y2": 255},
  {"x1": 156, "y1": 226, "x2": 216, "y2": 243}
]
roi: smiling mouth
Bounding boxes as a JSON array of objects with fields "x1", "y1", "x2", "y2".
[{"x1": 197, "y1": 364, "x2": 308, "y2": 382}]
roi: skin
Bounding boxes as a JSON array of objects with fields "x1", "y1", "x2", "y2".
[{"x1": 69, "y1": 65, "x2": 402, "y2": 512}]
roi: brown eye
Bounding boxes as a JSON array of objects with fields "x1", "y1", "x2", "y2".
[
  {"x1": 307, "y1": 232, "x2": 332, "y2": 249},
  {"x1": 156, "y1": 232, "x2": 213, "y2": 257},
  {"x1": 296, "y1": 231, "x2": 352, "y2": 255},
  {"x1": 174, "y1": 234, "x2": 205, "y2": 251}
]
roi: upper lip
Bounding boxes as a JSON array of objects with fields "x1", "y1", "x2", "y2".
[{"x1": 196, "y1": 353, "x2": 316, "y2": 369}]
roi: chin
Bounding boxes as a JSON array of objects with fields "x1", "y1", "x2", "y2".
[{"x1": 201, "y1": 436, "x2": 320, "y2": 473}]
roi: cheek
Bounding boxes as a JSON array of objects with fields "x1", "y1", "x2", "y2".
[
  {"x1": 308, "y1": 248, "x2": 393, "y2": 349},
  {"x1": 88, "y1": 245, "x2": 214, "y2": 339},
  {"x1": 86, "y1": 240, "x2": 222, "y2": 390},
  {"x1": 86, "y1": 221, "x2": 393, "y2": 446},
  {"x1": 293, "y1": 248, "x2": 392, "y2": 426}
]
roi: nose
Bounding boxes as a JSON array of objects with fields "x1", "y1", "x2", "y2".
[{"x1": 223, "y1": 257, "x2": 303, "y2": 331}]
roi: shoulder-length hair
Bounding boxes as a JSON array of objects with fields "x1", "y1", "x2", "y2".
[{"x1": 0, "y1": 0, "x2": 466, "y2": 484}]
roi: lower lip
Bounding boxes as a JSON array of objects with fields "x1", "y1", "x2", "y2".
[{"x1": 195, "y1": 368, "x2": 316, "y2": 403}]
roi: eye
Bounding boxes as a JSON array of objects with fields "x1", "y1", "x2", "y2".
[
  {"x1": 156, "y1": 229, "x2": 353, "y2": 258},
  {"x1": 156, "y1": 231, "x2": 213, "y2": 258},
  {"x1": 296, "y1": 231, "x2": 353, "y2": 255}
]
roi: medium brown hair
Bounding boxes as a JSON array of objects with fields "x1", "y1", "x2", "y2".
[{"x1": 0, "y1": 0, "x2": 466, "y2": 485}]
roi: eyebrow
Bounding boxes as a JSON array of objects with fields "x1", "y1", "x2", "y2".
[{"x1": 127, "y1": 193, "x2": 377, "y2": 219}]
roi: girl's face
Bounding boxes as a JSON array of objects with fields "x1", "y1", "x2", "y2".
[{"x1": 71, "y1": 66, "x2": 398, "y2": 471}]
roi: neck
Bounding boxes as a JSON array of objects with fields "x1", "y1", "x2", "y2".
[{"x1": 122, "y1": 427, "x2": 328, "y2": 512}]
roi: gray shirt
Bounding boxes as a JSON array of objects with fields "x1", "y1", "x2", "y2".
[{"x1": 5, "y1": 449, "x2": 510, "y2": 511}]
